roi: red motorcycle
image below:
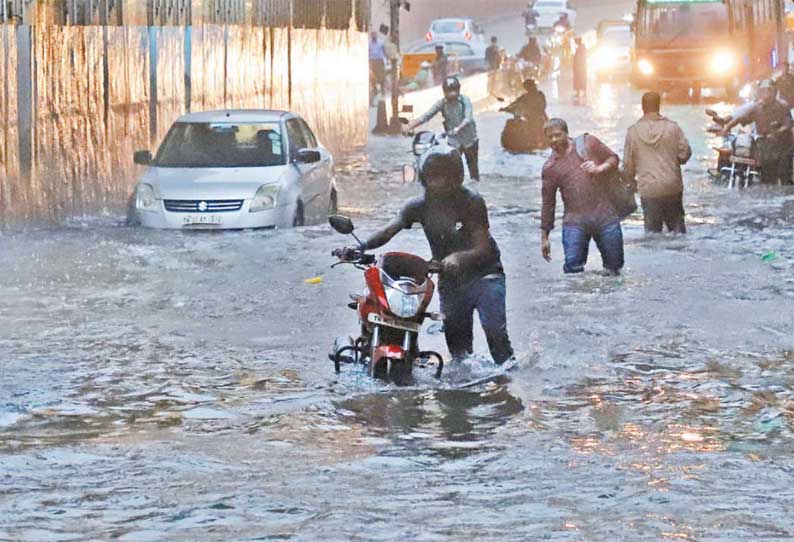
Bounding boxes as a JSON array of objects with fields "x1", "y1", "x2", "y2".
[{"x1": 329, "y1": 215, "x2": 445, "y2": 384}]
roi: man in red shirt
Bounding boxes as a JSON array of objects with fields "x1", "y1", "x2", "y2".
[{"x1": 540, "y1": 118, "x2": 624, "y2": 274}]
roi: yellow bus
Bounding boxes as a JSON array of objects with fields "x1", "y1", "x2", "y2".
[{"x1": 633, "y1": 0, "x2": 787, "y2": 98}]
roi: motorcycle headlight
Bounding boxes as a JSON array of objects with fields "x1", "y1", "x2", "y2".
[
  {"x1": 638, "y1": 59, "x2": 654, "y2": 76},
  {"x1": 135, "y1": 183, "x2": 158, "y2": 212},
  {"x1": 386, "y1": 284, "x2": 424, "y2": 319},
  {"x1": 413, "y1": 142, "x2": 431, "y2": 156},
  {"x1": 250, "y1": 184, "x2": 280, "y2": 213},
  {"x1": 710, "y1": 50, "x2": 735, "y2": 75}
]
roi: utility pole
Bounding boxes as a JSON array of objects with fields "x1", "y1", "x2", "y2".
[{"x1": 388, "y1": 0, "x2": 401, "y2": 133}]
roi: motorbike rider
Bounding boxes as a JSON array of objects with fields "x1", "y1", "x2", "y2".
[
  {"x1": 523, "y1": 2, "x2": 540, "y2": 28},
  {"x1": 404, "y1": 77, "x2": 481, "y2": 182},
  {"x1": 553, "y1": 12, "x2": 572, "y2": 31},
  {"x1": 501, "y1": 78, "x2": 547, "y2": 121},
  {"x1": 518, "y1": 36, "x2": 543, "y2": 66},
  {"x1": 336, "y1": 145, "x2": 514, "y2": 365},
  {"x1": 722, "y1": 79, "x2": 794, "y2": 184}
]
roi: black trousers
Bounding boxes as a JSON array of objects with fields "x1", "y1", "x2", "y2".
[
  {"x1": 641, "y1": 193, "x2": 686, "y2": 234},
  {"x1": 461, "y1": 141, "x2": 480, "y2": 181}
]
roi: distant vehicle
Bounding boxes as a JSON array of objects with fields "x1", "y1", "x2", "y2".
[
  {"x1": 592, "y1": 21, "x2": 633, "y2": 80},
  {"x1": 407, "y1": 40, "x2": 489, "y2": 76},
  {"x1": 632, "y1": 0, "x2": 787, "y2": 99},
  {"x1": 534, "y1": 0, "x2": 577, "y2": 31},
  {"x1": 129, "y1": 110, "x2": 336, "y2": 230},
  {"x1": 425, "y1": 18, "x2": 484, "y2": 43}
]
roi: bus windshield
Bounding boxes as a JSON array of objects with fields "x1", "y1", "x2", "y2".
[{"x1": 640, "y1": 2, "x2": 728, "y2": 39}]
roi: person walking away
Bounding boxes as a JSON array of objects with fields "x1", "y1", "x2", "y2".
[
  {"x1": 432, "y1": 45, "x2": 449, "y2": 85},
  {"x1": 624, "y1": 92, "x2": 692, "y2": 234},
  {"x1": 369, "y1": 32, "x2": 386, "y2": 104},
  {"x1": 486, "y1": 36, "x2": 503, "y2": 71},
  {"x1": 384, "y1": 31, "x2": 401, "y2": 93},
  {"x1": 572, "y1": 37, "x2": 587, "y2": 103},
  {"x1": 405, "y1": 77, "x2": 481, "y2": 182},
  {"x1": 541, "y1": 118, "x2": 624, "y2": 274},
  {"x1": 722, "y1": 79, "x2": 793, "y2": 185},
  {"x1": 335, "y1": 145, "x2": 514, "y2": 365}
]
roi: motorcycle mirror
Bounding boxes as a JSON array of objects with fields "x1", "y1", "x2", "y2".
[
  {"x1": 495, "y1": 97, "x2": 505, "y2": 102},
  {"x1": 398, "y1": 117, "x2": 411, "y2": 125},
  {"x1": 402, "y1": 164, "x2": 418, "y2": 183},
  {"x1": 329, "y1": 215, "x2": 355, "y2": 235}
]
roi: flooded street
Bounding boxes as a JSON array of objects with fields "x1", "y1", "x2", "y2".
[{"x1": 2, "y1": 82, "x2": 794, "y2": 541}]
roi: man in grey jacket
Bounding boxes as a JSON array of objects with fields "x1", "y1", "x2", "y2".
[
  {"x1": 624, "y1": 92, "x2": 692, "y2": 234},
  {"x1": 405, "y1": 76, "x2": 480, "y2": 181}
]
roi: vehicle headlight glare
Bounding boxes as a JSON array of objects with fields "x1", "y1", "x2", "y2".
[
  {"x1": 135, "y1": 183, "x2": 158, "y2": 212},
  {"x1": 386, "y1": 288, "x2": 422, "y2": 319},
  {"x1": 710, "y1": 50, "x2": 735, "y2": 74},
  {"x1": 594, "y1": 47, "x2": 616, "y2": 71},
  {"x1": 638, "y1": 59, "x2": 654, "y2": 76},
  {"x1": 250, "y1": 184, "x2": 280, "y2": 213}
]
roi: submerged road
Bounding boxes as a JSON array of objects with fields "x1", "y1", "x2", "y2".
[{"x1": 2, "y1": 79, "x2": 794, "y2": 539}]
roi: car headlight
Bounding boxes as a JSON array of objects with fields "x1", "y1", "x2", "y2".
[
  {"x1": 386, "y1": 287, "x2": 423, "y2": 319},
  {"x1": 638, "y1": 59, "x2": 654, "y2": 76},
  {"x1": 710, "y1": 50, "x2": 735, "y2": 75},
  {"x1": 594, "y1": 47, "x2": 616, "y2": 71},
  {"x1": 250, "y1": 184, "x2": 280, "y2": 213},
  {"x1": 135, "y1": 183, "x2": 158, "y2": 212}
]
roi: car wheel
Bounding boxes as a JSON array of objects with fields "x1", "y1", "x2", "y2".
[
  {"x1": 126, "y1": 194, "x2": 140, "y2": 226},
  {"x1": 293, "y1": 200, "x2": 305, "y2": 227},
  {"x1": 328, "y1": 189, "x2": 338, "y2": 216}
]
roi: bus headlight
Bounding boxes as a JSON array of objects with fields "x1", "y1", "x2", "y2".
[
  {"x1": 638, "y1": 59, "x2": 654, "y2": 76},
  {"x1": 710, "y1": 50, "x2": 736, "y2": 74}
]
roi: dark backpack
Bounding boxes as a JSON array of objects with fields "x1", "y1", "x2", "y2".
[{"x1": 575, "y1": 134, "x2": 637, "y2": 220}]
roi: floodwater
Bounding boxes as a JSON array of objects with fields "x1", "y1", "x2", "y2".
[{"x1": 2, "y1": 82, "x2": 794, "y2": 541}]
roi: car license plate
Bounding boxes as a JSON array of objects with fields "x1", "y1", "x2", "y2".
[
  {"x1": 182, "y1": 215, "x2": 223, "y2": 226},
  {"x1": 368, "y1": 313, "x2": 421, "y2": 333}
]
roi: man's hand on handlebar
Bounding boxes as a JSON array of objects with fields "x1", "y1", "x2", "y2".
[{"x1": 332, "y1": 246, "x2": 360, "y2": 261}]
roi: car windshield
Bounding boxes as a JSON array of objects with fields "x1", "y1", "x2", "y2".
[
  {"x1": 643, "y1": 3, "x2": 727, "y2": 38},
  {"x1": 155, "y1": 122, "x2": 285, "y2": 168},
  {"x1": 601, "y1": 27, "x2": 632, "y2": 47},
  {"x1": 432, "y1": 21, "x2": 466, "y2": 33}
]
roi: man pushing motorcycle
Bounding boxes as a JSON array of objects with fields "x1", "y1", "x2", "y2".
[{"x1": 335, "y1": 145, "x2": 514, "y2": 365}]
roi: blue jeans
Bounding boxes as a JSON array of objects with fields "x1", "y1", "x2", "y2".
[
  {"x1": 439, "y1": 274, "x2": 514, "y2": 364},
  {"x1": 562, "y1": 222, "x2": 624, "y2": 274}
]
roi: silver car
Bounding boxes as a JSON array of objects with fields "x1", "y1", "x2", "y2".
[{"x1": 129, "y1": 110, "x2": 337, "y2": 230}]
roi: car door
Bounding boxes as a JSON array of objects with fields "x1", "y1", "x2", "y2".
[
  {"x1": 285, "y1": 117, "x2": 315, "y2": 216},
  {"x1": 294, "y1": 117, "x2": 331, "y2": 219}
]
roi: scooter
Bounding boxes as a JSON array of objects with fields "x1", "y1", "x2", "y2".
[
  {"x1": 500, "y1": 111, "x2": 547, "y2": 153},
  {"x1": 329, "y1": 215, "x2": 445, "y2": 385}
]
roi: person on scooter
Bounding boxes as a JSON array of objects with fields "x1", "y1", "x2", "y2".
[
  {"x1": 518, "y1": 36, "x2": 543, "y2": 66},
  {"x1": 404, "y1": 77, "x2": 480, "y2": 182},
  {"x1": 336, "y1": 145, "x2": 514, "y2": 365},
  {"x1": 722, "y1": 79, "x2": 793, "y2": 185},
  {"x1": 523, "y1": 2, "x2": 539, "y2": 29},
  {"x1": 499, "y1": 79, "x2": 548, "y2": 152},
  {"x1": 501, "y1": 78, "x2": 547, "y2": 119},
  {"x1": 553, "y1": 12, "x2": 572, "y2": 31}
]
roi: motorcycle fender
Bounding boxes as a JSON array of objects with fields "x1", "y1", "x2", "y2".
[{"x1": 373, "y1": 345, "x2": 406, "y2": 364}]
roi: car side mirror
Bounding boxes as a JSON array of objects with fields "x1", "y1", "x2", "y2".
[
  {"x1": 134, "y1": 150, "x2": 152, "y2": 165},
  {"x1": 329, "y1": 215, "x2": 355, "y2": 235},
  {"x1": 402, "y1": 164, "x2": 418, "y2": 183},
  {"x1": 295, "y1": 148, "x2": 321, "y2": 164}
]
